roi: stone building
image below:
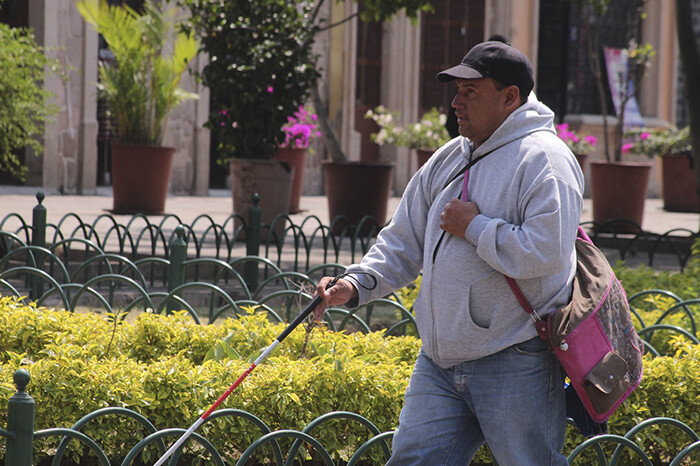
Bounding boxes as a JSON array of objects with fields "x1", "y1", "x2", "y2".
[{"x1": 0, "y1": 0, "x2": 693, "y2": 198}]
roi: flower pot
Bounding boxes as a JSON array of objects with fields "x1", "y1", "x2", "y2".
[
  {"x1": 590, "y1": 161, "x2": 651, "y2": 233},
  {"x1": 230, "y1": 158, "x2": 293, "y2": 242},
  {"x1": 111, "y1": 142, "x2": 175, "y2": 215},
  {"x1": 416, "y1": 149, "x2": 433, "y2": 168},
  {"x1": 273, "y1": 147, "x2": 306, "y2": 213},
  {"x1": 322, "y1": 161, "x2": 395, "y2": 236},
  {"x1": 574, "y1": 153, "x2": 587, "y2": 172},
  {"x1": 661, "y1": 153, "x2": 700, "y2": 213}
]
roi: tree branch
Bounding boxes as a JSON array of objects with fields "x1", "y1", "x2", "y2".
[{"x1": 318, "y1": 11, "x2": 360, "y2": 32}]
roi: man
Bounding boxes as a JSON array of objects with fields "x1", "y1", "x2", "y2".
[{"x1": 315, "y1": 41, "x2": 583, "y2": 464}]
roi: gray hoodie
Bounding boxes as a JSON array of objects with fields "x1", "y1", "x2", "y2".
[{"x1": 345, "y1": 95, "x2": 584, "y2": 368}]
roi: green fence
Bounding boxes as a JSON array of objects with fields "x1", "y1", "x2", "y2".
[
  {"x1": 1, "y1": 369, "x2": 699, "y2": 465},
  {"x1": 1, "y1": 193, "x2": 698, "y2": 277}
]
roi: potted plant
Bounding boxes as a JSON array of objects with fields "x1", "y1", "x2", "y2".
[
  {"x1": 623, "y1": 126, "x2": 697, "y2": 212},
  {"x1": 365, "y1": 106, "x2": 452, "y2": 167},
  {"x1": 304, "y1": 1, "x2": 433, "y2": 234},
  {"x1": 555, "y1": 123, "x2": 597, "y2": 171},
  {"x1": 273, "y1": 105, "x2": 322, "y2": 214},
  {"x1": 322, "y1": 106, "x2": 450, "y2": 235},
  {"x1": 77, "y1": 0, "x2": 198, "y2": 214},
  {"x1": 0, "y1": 23, "x2": 62, "y2": 183},
  {"x1": 180, "y1": 0, "x2": 320, "y2": 227}
]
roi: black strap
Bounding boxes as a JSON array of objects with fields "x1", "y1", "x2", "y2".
[{"x1": 330, "y1": 271, "x2": 377, "y2": 292}]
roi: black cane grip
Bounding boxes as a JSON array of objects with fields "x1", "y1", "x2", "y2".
[{"x1": 276, "y1": 295, "x2": 323, "y2": 342}]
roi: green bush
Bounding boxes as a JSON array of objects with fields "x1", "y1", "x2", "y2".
[
  {"x1": 0, "y1": 295, "x2": 698, "y2": 464},
  {"x1": 0, "y1": 296, "x2": 418, "y2": 464},
  {"x1": 0, "y1": 23, "x2": 62, "y2": 181},
  {"x1": 614, "y1": 258, "x2": 700, "y2": 302}
]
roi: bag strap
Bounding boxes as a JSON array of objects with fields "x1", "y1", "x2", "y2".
[
  {"x1": 505, "y1": 276, "x2": 549, "y2": 340},
  {"x1": 505, "y1": 227, "x2": 587, "y2": 341}
]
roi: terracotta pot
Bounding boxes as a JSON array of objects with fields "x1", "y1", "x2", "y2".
[
  {"x1": 574, "y1": 153, "x2": 587, "y2": 172},
  {"x1": 111, "y1": 142, "x2": 174, "y2": 214},
  {"x1": 273, "y1": 147, "x2": 306, "y2": 213},
  {"x1": 416, "y1": 149, "x2": 433, "y2": 168},
  {"x1": 322, "y1": 161, "x2": 395, "y2": 236},
  {"x1": 661, "y1": 153, "x2": 700, "y2": 213},
  {"x1": 230, "y1": 158, "x2": 293, "y2": 242},
  {"x1": 590, "y1": 161, "x2": 651, "y2": 233}
]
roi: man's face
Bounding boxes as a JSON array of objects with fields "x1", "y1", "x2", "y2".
[{"x1": 451, "y1": 78, "x2": 516, "y2": 147}]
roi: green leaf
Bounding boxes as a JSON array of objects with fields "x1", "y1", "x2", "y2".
[{"x1": 204, "y1": 340, "x2": 241, "y2": 362}]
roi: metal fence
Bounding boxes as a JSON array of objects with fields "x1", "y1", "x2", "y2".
[
  {"x1": 1, "y1": 193, "x2": 698, "y2": 279},
  {"x1": 1, "y1": 369, "x2": 699, "y2": 465}
]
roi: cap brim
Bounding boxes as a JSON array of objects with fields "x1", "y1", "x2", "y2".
[{"x1": 436, "y1": 65, "x2": 484, "y2": 82}]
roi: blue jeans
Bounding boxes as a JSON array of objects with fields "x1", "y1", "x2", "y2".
[{"x1": 387, "y1": 337, "x2": 567, "y2": 465}]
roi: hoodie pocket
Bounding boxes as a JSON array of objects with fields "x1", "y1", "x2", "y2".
[{"x1": 429, "y1": 281, "x2": 489, "y2": 361}]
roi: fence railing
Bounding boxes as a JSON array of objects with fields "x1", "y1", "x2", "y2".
[
  {"x1": 1, "y1": 193, "x2": 698, "y2": 277},
  {"x1": 1, "y1": 369, "x2": 699, "y2": 465}
]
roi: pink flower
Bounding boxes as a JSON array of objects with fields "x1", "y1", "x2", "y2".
[
  {"x1": 621, "y1": 142, "x2": 634, "y2": 153},
  {"x1": 584, "y1": 135, "x2": 597, "y2": 146},
  {"x1": 281, "y1": 105, "x2": 320, "y2": 149},
  {"x1": 640, "y1": 132, "x2": 650, "y2": 140},
  {"x1": 267, "y1": 86, "x2": 274, "y2": 93}
]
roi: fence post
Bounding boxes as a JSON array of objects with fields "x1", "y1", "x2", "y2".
[
  {"x1": 245, "y1": 193, "x2": 261, "y2": 291},
  {"x1": 167, "y1": 225, "x2": 187, "y2": 314},
  {"x1": 30, "y1": 192, "x2": 47, "y2": 299},
  {"x1": 6, "y1": 369, "x2": 35, "y2": 466}
]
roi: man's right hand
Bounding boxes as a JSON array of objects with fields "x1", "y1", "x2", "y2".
[{"x1": 313, "y1": 277, "x2": 358, "y2": 320}]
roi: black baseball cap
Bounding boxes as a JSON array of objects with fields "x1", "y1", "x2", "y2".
[{"x1": 437, "y1": 41, "x2": 534, "y2": 97}]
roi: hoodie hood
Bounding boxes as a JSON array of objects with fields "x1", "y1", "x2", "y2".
[{"x1": 471, "y1": 92, "x2": 556, "y2": 159}]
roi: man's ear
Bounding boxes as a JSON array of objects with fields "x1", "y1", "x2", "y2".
[{"x1": 504, "y1": 85, "x2": 521, "y2": 110}]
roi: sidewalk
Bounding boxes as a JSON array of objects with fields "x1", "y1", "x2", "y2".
[{"x1": 0, "y1": 187, "x2": 698, "y2": 235}]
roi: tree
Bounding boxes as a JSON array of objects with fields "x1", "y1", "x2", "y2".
[
  {"x1": 180, "y1": 0, "x2": 321, "y2": 163},
  {"x1": 675, "y1": 0, "x2": 700, "y2": 218},
  {"x1": 576, "y1": 0, "x2": 653, "y2": 162},
  {"x1": 311, "y1": 0, "x2": 435, "y2": 162},
  {"x1": 180, "y1": 0, "x2": 435, "y2": 164},
  {"x1": 0, "y1": 23, "x2": 62, "y2": 181}
]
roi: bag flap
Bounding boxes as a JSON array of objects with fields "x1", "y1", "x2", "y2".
[{"x1": 584, "y1": 352, "x2": 628, "y2": 394}]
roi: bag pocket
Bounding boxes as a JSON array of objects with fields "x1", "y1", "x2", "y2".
[{"x1": 582, "y1": 352, "x2": 630, "y2": 414}]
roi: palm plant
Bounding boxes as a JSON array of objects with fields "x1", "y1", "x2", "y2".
[{"x1": 76, "y1": 0, "x2": 197, "y2": 146}]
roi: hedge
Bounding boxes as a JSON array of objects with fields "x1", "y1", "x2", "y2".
[{"x1": 0, "y1": 296, "x2": 698, "y2": 464}]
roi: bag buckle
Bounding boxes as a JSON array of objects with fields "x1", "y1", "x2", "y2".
[{"x1": 529, "y1": 308, "x2": 542, "y2": 322}]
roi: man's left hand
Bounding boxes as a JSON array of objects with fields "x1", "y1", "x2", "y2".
[{"x1": 440, "y1": 199, "x2": 480, "y2": 238}]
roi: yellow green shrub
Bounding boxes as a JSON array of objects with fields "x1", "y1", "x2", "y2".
[{"x1": 0, "y1": 295, "x2": 698, "y2": 464}]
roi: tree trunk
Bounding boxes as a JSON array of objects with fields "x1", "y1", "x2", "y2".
[
  {"x1": 311, "y1": 86, "x2": 348, "y2": 163},
  {"x1": 581, "y1": 3, "x2": 612, "y2": 162},
  {"x1": 675, "y1": 0, "x2": 700, "y2": 227}
]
